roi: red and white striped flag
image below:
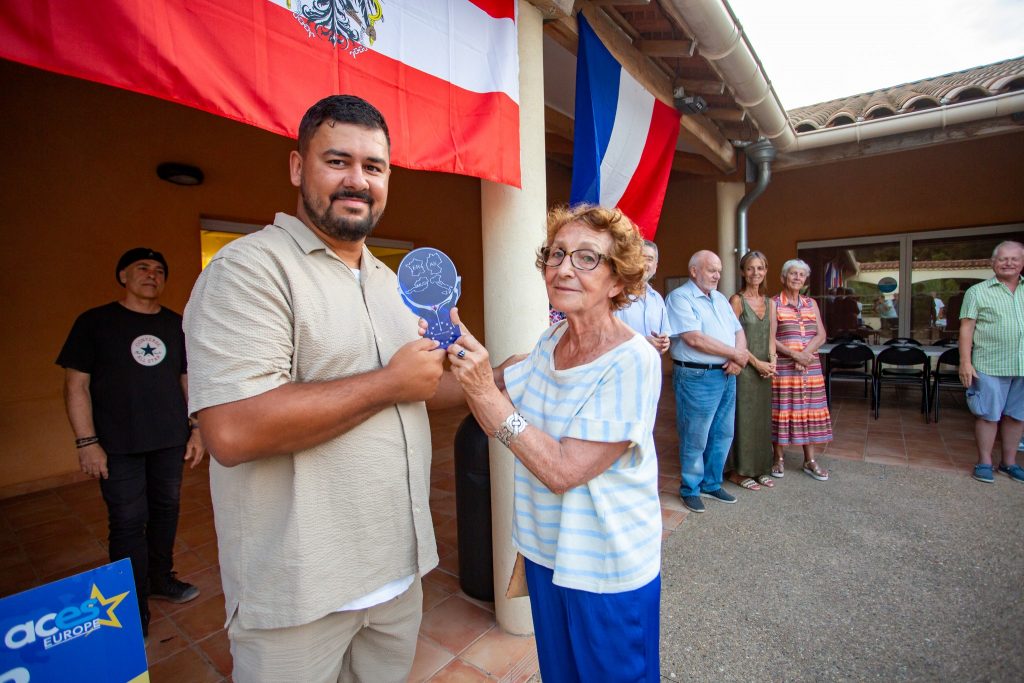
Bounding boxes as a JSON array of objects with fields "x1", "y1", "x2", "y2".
[{"x1": 0, "y1": 0, "x2": 521, "y2": 186}]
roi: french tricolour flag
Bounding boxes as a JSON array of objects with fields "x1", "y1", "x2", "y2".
[
  {"x1": 0, "y1": 0, "x2": 521, "y2": 186},
  {"x1": 570, "y1": 14, "x2": 679, "y2": 239}
]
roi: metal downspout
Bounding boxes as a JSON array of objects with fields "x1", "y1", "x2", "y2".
[{"x1": 736, "y1": 139, "x2": 777, "y2": 259}]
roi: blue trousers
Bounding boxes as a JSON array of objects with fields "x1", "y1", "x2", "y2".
[
  {"x1": 674, "y1": 365, "x2": 736, "y2": 497},
  {"x1": 524, "y1": 558, "x2": 661, "y2": 683}
]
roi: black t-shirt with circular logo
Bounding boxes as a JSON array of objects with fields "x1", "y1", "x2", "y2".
[{"x1": 56, "y1": 302, "x2": 189, "y2": 454}]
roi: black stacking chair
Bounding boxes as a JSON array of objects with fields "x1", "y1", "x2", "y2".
[
  {"x1": 826, "y1": 342, "x2": 875, "y2": 408},
  {"x1": 883, "y1": 337, "x2": 922, "y2": 346},
  {"x1": 874, "y1": 345, "x2": 930, "y2": 422},
  {"x1": 931, "y1": 347, "x2": 961, "y2": 422}
]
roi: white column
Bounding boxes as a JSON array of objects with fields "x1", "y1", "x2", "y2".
[
  {"x1": 479, "y1": 0, "x2": 548, "y2": 636},
  {"x1": 716, "y1": 181, "x2": 745, "y2": 294}
]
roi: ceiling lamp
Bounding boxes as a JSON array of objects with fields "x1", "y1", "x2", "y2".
[{"x1": 156, "y1": 162, "x2": 204, "y2": 186}]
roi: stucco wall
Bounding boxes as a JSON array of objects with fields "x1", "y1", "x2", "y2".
[
  {"x1": 0, "y1": 61, "x2": 486, "y2": 495},
  {"x1": 652, "y1": 133, "x2": 1024, "y2": 297}
]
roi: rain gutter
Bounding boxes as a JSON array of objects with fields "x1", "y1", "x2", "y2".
[
  {"x1": 671, "y1": 0, "x2": 797, "y2": 150},
  {"x1": 787, "y1": 90, "x2": 1024, "y2": 151}
]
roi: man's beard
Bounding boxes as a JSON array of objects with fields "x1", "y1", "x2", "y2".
[{"x1": 301, "y1": 183, "x2": 381, "y2": 242}]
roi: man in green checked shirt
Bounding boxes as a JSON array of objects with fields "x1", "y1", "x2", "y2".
[{"x1": 958, "y1": 240, "x2": 1024, "y2": 484}]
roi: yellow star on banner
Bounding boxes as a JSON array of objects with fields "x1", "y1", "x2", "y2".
[{"x1": 91, "y1": 584, "x2": 129, "y2": 628}]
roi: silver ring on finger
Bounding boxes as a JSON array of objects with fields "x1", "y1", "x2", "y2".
[{"x1": 457, "y1": 349, "x2": 467, "y2": 359}]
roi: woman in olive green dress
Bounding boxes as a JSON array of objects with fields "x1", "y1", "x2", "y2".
[{"x1": 726, "y1": 251, "x2": 777, "y2": 490}]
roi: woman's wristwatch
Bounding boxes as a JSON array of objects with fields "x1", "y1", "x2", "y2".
[{"x1": 495, "y1": 411, "x2": 528, "y2": 448}]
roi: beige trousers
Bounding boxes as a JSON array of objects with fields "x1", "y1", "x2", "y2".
[{"x1": 228, "y1": 577, "x2": 423, "y2": 683}]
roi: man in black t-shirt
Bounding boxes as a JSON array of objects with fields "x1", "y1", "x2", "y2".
[{"x1": 57, "y1": 248, "x2": 205, "y2": 636}]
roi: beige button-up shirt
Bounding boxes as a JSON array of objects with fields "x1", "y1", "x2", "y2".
[{"x1": 184, "y1": 213, "x2": 437, "y2": 630}]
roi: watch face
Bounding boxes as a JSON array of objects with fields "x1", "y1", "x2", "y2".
[{"x1": 397, "y1": 247, "x2": 462, "y2": 349}]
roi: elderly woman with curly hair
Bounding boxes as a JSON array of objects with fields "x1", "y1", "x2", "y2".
[{"x1": 446, "y1": 205, "x2": 663, "y2": 682}]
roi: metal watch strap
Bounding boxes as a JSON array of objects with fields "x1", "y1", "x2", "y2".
[{"x1": 495, "y1": 411, "x2": 528, "y2": 448}]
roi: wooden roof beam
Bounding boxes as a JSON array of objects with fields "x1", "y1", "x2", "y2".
[
  {"x1": 526, "y1": 0, "x2": 576, "y2": 21},
  {"x1": 706, "y1": 108, "x2": 747, "y2": 123},
  {"x1": 636, "y1": 39, "x2": 696, "y2": 58},
  {"x1": 671, "y1": 152, "x2": 721, "y2": 176},
  {"x1": 654, "y1": 0, "x2": 696, "y2": 39},
  {"x1": 675, "y1": 78, "x2": 726, "y2": 96},
  {"x1": 544, "y1": 14, "x2": 581, "y2": 56},
  {"x1": 589, "y1": 0, "x2": 653, "y2": 6}
]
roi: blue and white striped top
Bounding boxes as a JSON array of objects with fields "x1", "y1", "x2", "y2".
[{"x1": 504, "y1": 321, "x2": 663, "y2": 593}]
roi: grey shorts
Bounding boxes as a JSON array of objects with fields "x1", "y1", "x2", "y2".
[{"x1": 965, "y1": 371, "x2": 1024, "y2": 422}]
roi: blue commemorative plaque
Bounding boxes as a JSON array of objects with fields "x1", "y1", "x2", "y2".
[{"x1": 397, "y1": 248, "x2": 462, "y2": 349}]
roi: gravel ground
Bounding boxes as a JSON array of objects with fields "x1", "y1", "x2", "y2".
[{"x1": 659, "y1": 455, "x2": 1024, "y2": 682}]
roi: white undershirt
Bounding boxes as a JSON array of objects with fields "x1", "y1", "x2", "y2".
[{"x1": 336, "y1": 574, "x2": 416, "y2": 612}]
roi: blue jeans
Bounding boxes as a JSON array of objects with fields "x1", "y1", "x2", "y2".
[
  {"x1": 674, "y1": 366, "x2": 736, "y2": 497},
  {"x1": 99, "y1": 446, "x2": 185, "y2": 624}
]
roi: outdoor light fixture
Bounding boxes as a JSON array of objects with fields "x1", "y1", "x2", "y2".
[
  {"x1": 672, "y1": 86, "x2": 708, "y2": 116},
  {"x1": 156, "y1": 162, "x2": 204, "y2": 186}
]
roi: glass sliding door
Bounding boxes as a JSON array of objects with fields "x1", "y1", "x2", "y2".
[
  {"x1": 798, "y1": 223, "x2": 1023, "y2": 343},
  {"x1": 909, "y1": 233, "x2": 1023, "y2": 343},
  {"x1": 798, "y1": 240, "x2": 901, "y2": 343}
]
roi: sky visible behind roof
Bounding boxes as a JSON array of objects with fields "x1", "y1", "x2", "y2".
[{"x1": 726, "y1": 0, "x2": 1024, "y2": 109}]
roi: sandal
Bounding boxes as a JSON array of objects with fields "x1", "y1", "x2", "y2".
[
  {"x1": 802, "y1": 460, "x2": 829, "y2": 481},
  {"x1": 736, "y1": 477, "x2": 761, "y2": 491},
  {"x1": 771, "y1": 458, "x2": 785, "y2": 478},
  {"x1": 727, "y1": 473, "x2": 761, "y2": 491},
  {"x1": 755, "y1": 474, "x2": 775, "y2": 488}
]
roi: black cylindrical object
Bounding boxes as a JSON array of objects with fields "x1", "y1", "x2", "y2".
[{"x1": 453, "y1": 414, "x2": 494, "y2": 601}]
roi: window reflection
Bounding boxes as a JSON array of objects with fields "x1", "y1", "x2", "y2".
[{"x1": 798, "y1": 229, "x2": 1023, "y2": 344}]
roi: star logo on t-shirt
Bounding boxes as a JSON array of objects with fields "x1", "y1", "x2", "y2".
[{"x1": 131, "y1": 335, "x2": 166, "y2": 366}]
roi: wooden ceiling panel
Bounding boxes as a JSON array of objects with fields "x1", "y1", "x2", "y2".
[{"x1": 536, "y1": 0, "x2": 778, "y2": 175}]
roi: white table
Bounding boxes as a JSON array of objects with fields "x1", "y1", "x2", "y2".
[{"x1": 818, "y1": 343, "x2": 949, "y2": 360}]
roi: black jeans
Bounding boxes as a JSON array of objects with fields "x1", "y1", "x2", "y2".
[{"x1": 99, "y1": 445, "x2": 185, "y2": 621}]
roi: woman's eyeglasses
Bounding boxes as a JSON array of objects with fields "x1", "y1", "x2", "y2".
[{"x1": 542, "y1": 247, "x2": 608, "y2": 271}]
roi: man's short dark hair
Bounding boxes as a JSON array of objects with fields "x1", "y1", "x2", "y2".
[{"x1": 297, "y1": 95, "x2": 390, "y2": 154}]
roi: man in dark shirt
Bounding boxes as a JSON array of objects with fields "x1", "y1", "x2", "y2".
[{"x1": 56, "y1": 248, "x2": 205, "y2": 636}]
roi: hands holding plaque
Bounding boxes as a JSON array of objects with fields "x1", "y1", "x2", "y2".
[{"x1": 398, "y1": 247, "x2": 462, "y2": 349}]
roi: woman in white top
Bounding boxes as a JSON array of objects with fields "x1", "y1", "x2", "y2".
[{"x1": 447, "y1": 205, "x2": 663, "y2": 682}]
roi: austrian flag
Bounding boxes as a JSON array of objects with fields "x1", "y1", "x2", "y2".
[
  {"x1": 570, "y1": 14, "x2": 679, "y2": 239},
  {"x1": 0, "y1": 0, "x2": 521, "y2": 186}
]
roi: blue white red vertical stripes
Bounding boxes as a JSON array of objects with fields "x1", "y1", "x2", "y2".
[{"x1": 570, "y1": 14, "x2": 679, "y2": 239}]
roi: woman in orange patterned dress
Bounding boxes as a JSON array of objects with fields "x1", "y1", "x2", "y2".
[{"x1": 770, "y1": 259, "x2": 832, "y2": 481}]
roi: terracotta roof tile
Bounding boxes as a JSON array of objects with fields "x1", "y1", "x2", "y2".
[{"x1": 787, "y1": 55, "x2": 1024, "y2": 130}]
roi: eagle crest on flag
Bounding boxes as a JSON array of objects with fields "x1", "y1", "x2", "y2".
[{"x1": 292, "y1": 0, "x2": 383, "y2": 47}]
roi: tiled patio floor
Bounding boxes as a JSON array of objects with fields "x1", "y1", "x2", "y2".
[{"x1": 0, "y1": 378, "x2": 995, "y2": 681}]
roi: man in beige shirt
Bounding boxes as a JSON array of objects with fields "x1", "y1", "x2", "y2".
[{"x1": 185, "y1": 95, "x2": 470, "y2": 682}]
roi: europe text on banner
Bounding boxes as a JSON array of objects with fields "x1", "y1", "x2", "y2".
[
  {"x1": 0, "y1": 559, "x2": 147, "y2": 683},
  {"x1": 0, "y1": 0, "x2": 521, "y2": 187},
  {"x1": 570, "y1": 14, "x2": 679, "y2": 239}
]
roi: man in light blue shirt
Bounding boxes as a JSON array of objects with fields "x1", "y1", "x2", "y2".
[
  {"x1": 666, "y1": 250, "x2": 748, "y2": 513},
  {"x1": 615, "y1": 240, "x2": 670, "y2": 354}
]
